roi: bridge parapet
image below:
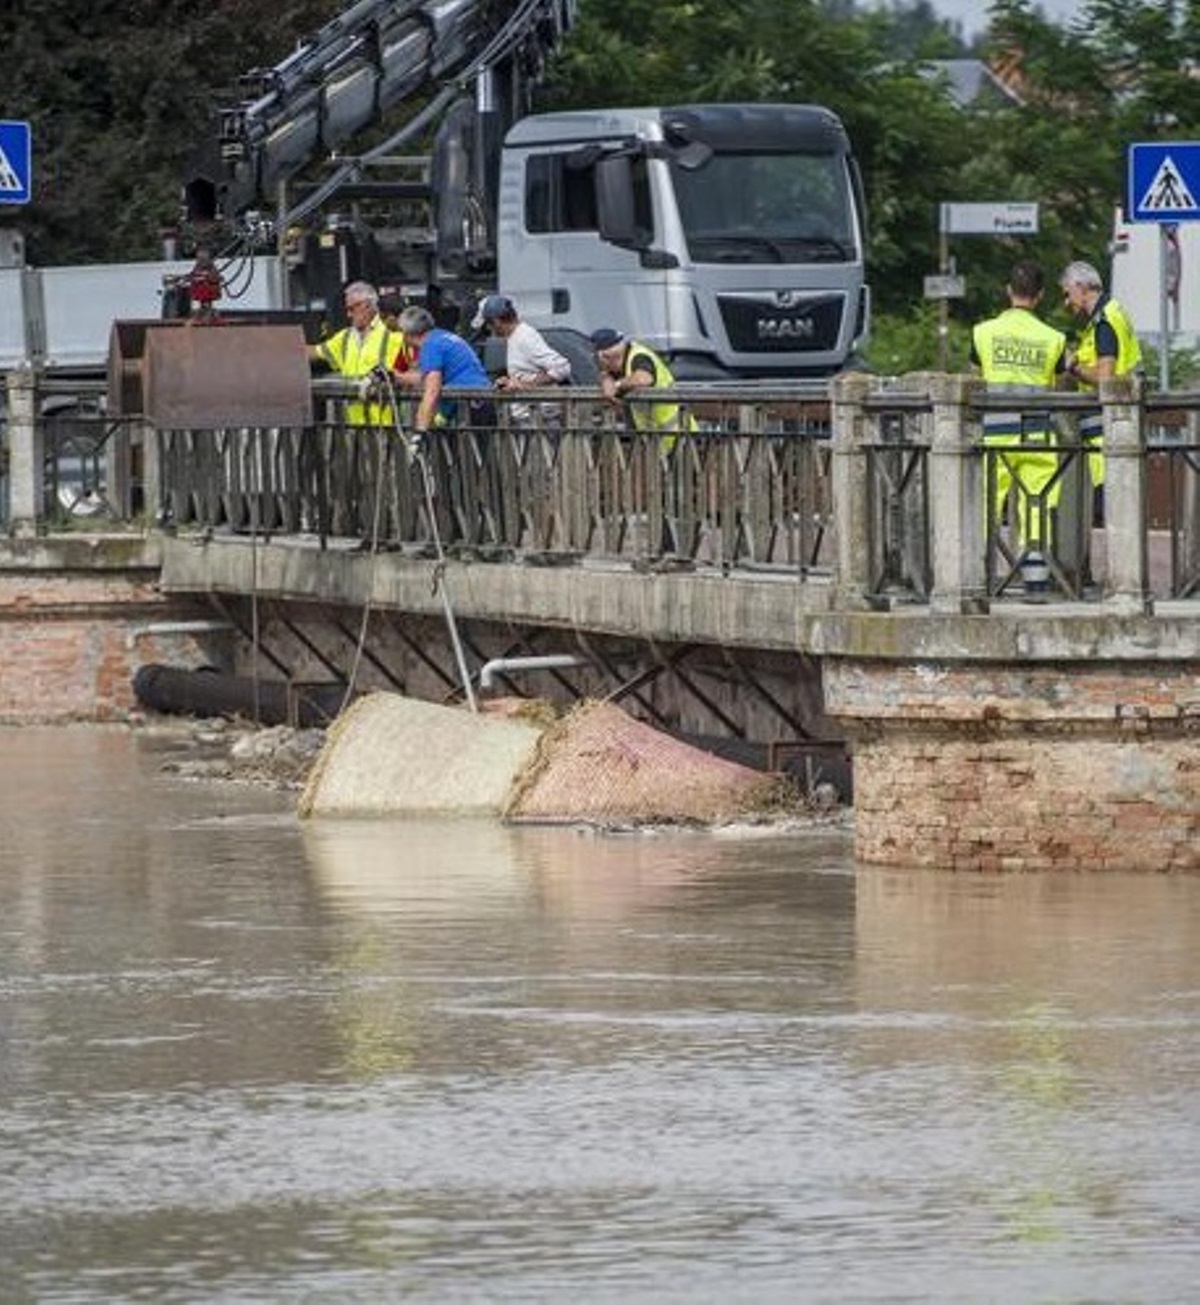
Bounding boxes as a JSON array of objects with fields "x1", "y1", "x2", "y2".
[
  {"x1": 832, "y1": 370, "x2": 1200, "y2": 610},
  {"x1": 5, "y1": 367, "x2": 1199, "y2": 607}
]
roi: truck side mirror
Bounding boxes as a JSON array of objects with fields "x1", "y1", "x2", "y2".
[
  {"x1": 596, "y1": 156, "x2": 650, "y2": 251},
  {"x1": 673, "y1": 140, "x2": 712, "y2": 171}
]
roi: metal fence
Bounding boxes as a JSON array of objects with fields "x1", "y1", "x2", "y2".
[
  {"x1": 846, "y1": 375, "x2": 1200, "y2": 606},
  {"x1": 0, "y1": 375, "x2": 141, "y2": 531},
  {"x1": 153, "y1": 382, "x2": 835, "y2": 573},
  {"x1": 5, "y1": 368, "x2": 1200, "y2": 606}
]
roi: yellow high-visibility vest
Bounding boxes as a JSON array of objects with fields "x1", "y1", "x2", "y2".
[
  {"x1": 972, "y1": 307, "x2": 1065, "y2": 441},
  {"x1": 314, "y1": 317, "x2": 405, "y2": 426},
  {"x1": 1074, "y1": 297, "x2": 1142, "y2": 388},
  {"x1": 621, "y1": 340, "x2": 698, "y2": 449}
]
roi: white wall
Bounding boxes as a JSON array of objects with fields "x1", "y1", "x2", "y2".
[
  {"x1": 1, "y1": 257, "x2": 284, "y2": 369},
  {"x1": 1110, "y1": 208, "x2": 1200, "y2": 348}
]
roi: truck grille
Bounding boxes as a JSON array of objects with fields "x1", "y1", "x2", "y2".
[{"x1": 718, "y1": 293, "x2": 844, "y2": 354}]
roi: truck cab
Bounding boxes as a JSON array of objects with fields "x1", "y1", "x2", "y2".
[{"x1": 497, "y1": 103, "x2": 869, "y2": 379}]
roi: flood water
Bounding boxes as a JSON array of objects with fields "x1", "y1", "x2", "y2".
[{"x1": 2, "y1": 726, "x2": 1199, "y2": 1303}]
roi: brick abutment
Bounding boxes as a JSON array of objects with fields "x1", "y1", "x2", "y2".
[
  {"x1": 824, "y1": 660, "x2": 1200, "y2": 871},
  {"x1": 0, "y1": 550, "x2": 225, "y2": 723}
]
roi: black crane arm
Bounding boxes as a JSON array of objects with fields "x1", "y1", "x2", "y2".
[{"x1": 184, "y1": 0, "x2": 575, "y2": 226}]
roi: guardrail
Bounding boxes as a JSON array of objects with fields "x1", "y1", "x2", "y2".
[
  {"x1": 0, "y1": 373, "x2": 142, "y2": 531},
  {"x1": 153, "y1": 379, "x2": 836, "y2": 574},
  {"x1": 4, "y1": 367, "x2": 1199, "y2": 610},
  {"x1": 834, "y1": 372, "x2": 1200, "y2": 610}
]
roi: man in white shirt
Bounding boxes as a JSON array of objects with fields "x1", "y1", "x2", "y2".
[{"x1": 473, "y1": 294, "x2": 571, "y2": 427}]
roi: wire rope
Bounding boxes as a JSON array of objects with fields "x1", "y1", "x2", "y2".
[{"x1": 338, "y1": 370, "x2": 478, "y2": 714}]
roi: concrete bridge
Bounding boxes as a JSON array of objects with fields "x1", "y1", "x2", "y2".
[{"x1": 3, "y1": 364, "x2": 1199, "y2": 870}]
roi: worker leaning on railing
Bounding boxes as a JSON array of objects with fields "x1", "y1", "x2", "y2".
[
  {"x1": 307, "y1": 280, "x2": 420, "y2": 425},
  {"x1": 590, "y1": 327, "x2": 698, "y2": 451},
  {"x1": 395, "y1": 305, "x2": 495, "y2": 440}
]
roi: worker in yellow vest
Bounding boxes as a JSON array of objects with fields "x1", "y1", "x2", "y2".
[
  {"x1": 590, "y1": 328, "x2": 698, "y2": 451},
  {"x1": 1060, "y1": 259, "x2": 1143, "y2": 495},
  {"x1": 970, "y1": 261, "x2": 1067, "y2": 592},
  {"x1": 308, "y1": 281, "x2": 418, "y2": 426}
]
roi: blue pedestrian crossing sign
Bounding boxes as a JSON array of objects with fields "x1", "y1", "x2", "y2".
[
  {"x1": 0, "y1": 120, "x2": 32, "y2": 205},
  {"x1": 1127, "y1": 141, "x2": 1200, "y2": 223}
]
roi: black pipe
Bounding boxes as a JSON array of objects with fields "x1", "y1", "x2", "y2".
[{"x1": 133, "y1": 664, "x2": 347, "y2": 728}]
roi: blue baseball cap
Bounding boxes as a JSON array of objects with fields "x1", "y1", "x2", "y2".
[{"x1": 471, "y1": 294, "x2": 516, "y2": 330}]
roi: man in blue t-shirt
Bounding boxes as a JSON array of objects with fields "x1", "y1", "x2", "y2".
[{"x1": 396, "y1": 305, "x2": 492, "y2": 435}]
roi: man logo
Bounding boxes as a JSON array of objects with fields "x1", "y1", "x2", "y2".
[{"x1": 757, "y1": 316, "x2": 815, "y2": 340}]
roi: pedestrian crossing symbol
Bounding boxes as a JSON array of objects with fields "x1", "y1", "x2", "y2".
[
  {"x1": 1128, "y1": 141, "x2": 1200, "y2": 223},
  {"x1": 0, "y1": 147, "x2": 22, "y2": 192},
  {"x1": 1139, "y1": 156, "x2": 1197, "y2": 213},
  {"x1": 0, "y1": 120, "x2": 32, "y2": 205}
]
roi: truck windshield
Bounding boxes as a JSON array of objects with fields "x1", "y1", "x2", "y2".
[{"x1": 671, "y1": 151, "x2": 857, "y2": 264}]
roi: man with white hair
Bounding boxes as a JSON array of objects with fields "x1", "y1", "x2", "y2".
[
  {"x1": 307, "y1": 280, "x2": 416, "y2": 426},
  {"x1": 1059, "y1": 259, "x2": 1143, "y2": 496}
]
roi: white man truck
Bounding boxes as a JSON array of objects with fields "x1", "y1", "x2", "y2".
[
  {"x1": 495, "y1": 102, "x2": 867, "y2": 379},
  {"x1": 1, "y1": 0, "x2": 869, "y2": 380}
]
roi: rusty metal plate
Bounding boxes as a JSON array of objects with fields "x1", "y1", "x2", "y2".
[
  {"x1": 107, "y1": 319, "x2": 181, "y2": 417},
  {"x1": 141, "y1": 322, "x2": 313, "y2": 429}
]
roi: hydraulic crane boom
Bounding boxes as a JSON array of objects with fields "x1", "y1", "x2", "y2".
[
  {"x1": 9, "y1": 0, "x2": 869, "y2": 383},
  {"x1": 184, "y1": 0, "x2": 575, "y2": 231}
]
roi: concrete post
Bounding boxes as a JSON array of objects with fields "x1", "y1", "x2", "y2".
[
  {"x1": 928, "y1": 372, "x2": 988, "y2": 614},
  {"x1": 138, "y1": 419, "x2": 162, "y2": 527},
  {"x1": 5, "y1": 369, "x2": 44, "y2": 537},
  {"x1": 1186, "y1": 409, "x2": 1200, "y2": 590},
  {"x1": 107, "y1": 417, "x2": 133, "y2": 520},
  {"x1": 1100, "y1": 376, "x2": 1151, "y2": 615},
  {"x1": 830, "y1": 371, "x2": 872, "y2": 609}
]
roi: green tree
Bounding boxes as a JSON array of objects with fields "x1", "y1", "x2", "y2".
[{"x1": 1, "y1": 0, "x2": 342, "y2": 263}]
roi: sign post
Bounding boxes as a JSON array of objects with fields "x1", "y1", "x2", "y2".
[
  {"x1": 1127, "y1": 141, "x2": 1200, "y2": 390},
  {"x1": 935, "y1": 202, "x2": 1039, "y2": 371},
  {"x1": 0, "y1": 120, "x2": 32, "y2": 206}
]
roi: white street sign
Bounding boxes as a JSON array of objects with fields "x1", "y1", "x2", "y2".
[
  {"x1": 923, "y1": 274, "x2": 966, "y2": 300},
  {"x1": 940, "y1": 202, "x2": 1039, "y2": 236}
]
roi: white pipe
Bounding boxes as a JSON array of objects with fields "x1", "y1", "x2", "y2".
[
  {"x1": 126, "y1": 620, "x2": 234, "y2": 649},
  {"x1": 479, "y1": 654, "x2": 586, "y2": 690}
]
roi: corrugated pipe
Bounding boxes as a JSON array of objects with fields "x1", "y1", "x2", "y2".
[{"x1": 479, "y1": 654, "x2": 587, "y2": 690}]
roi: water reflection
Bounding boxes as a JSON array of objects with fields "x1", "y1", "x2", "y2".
[
  {"x1": 303, "y1": 818, "x2": 856, "y2": 1083},
  {"x1": 855, "y1": 869, "x2": 1200, "y2": 1260},
  {"x1": 2, "y1": 728, "x2": 1199, "y2": 1302}
]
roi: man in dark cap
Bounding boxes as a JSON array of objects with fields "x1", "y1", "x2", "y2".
[{"x1": 589, "y1": 328, "x2": 696, "y2": 446}]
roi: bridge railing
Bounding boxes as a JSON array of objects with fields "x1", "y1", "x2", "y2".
[
  {"x1": 5, "y1": 368, "x2": 1200, "y2": 610},
  {"x1": 150, "y1": 381, "x2": 836, "y2": 574},
  {"x1": 0, "y1": 372, "x2": 147, "y2": 532},
  {"x1": 832, "y1": 372, "x2": 1200, "y2": 613}
]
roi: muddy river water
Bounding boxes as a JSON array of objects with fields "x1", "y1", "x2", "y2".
[{"x1": 2, "y1": 726, "x2": 1199, "y2": 1302}]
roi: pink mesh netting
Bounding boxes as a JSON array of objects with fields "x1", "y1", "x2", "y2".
[{"x1": 504, "y1": 699, "x2": 783, "y2": 824}]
